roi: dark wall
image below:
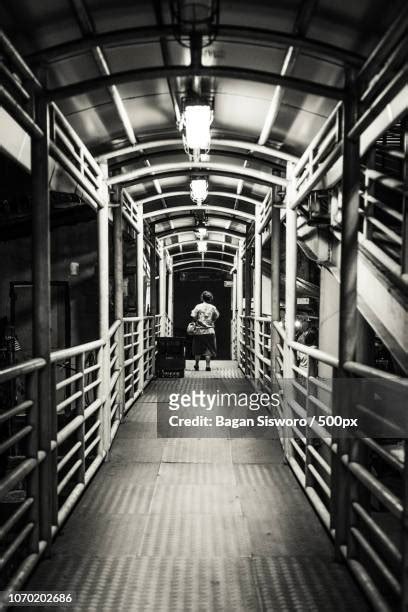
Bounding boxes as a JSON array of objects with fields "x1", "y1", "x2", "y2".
[{"x1": 173, "y1": 276, "x2": 231, "y2": 359}]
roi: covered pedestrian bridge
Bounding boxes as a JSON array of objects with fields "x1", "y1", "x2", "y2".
[{"x1": 0, "y1": 1, "x2": 407, "y2": 610}]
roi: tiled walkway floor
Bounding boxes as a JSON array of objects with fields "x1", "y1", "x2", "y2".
[{"x1": 25, "y1": 361, "x2": 368, "y2": 611}]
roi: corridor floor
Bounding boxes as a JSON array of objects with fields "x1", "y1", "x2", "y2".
[{"x1": 25, "y1": 361, "x2": 368, "y2": 611}]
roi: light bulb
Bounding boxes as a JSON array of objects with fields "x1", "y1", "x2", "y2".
[
  {"x1": 190, "y1": 177, "x2": 208, "y2": 205},
  {"x1": 197, "y1": 240, "x2": 208, "y2": 253},
  {"x1": 196, "y1": 227, "x2": 207, "y2": 238},
  {"x1": 184, "y1": 104, "x2": 212, "y2": 151}
]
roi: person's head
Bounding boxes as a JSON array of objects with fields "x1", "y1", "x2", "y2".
[
  {"x1": 304, "y1": 327, "x2": 318, "y2": 346},
  {"x1": 201, "y1": 290, "x2": 214, "y2": 304},
  {"x1": 301, "y1": 319, "x2": 310, "y2": 332}
]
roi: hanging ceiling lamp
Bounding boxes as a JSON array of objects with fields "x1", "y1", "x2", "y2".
[
  {"x1": 197, "y1": 239, "x2": 208, "y2": 253},
  {"x1": 190, "y1": 176, "x2": 208, "y2": 206},
  {"x1": 180, "y1": 100, "x2": 213, "y2": 160}
]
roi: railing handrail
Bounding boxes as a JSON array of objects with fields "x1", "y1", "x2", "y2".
[
  {"x1": 289, "y1": 340, "x2": 339, "y2": 369},
  {"x1": 51, "y1": 339, "x2": 105, "y2": 363},
  {"x1": 343, "y1": 361, "x2": 408, "y2": 385},
  {"x1": 109, "y1": 319, "x2": 121, "y2": 337},
  {"x1": 273, "y1": 320, "x2": 286, "y2": 340},
  {"x1": 0, "y1": 358, "x2": 46, "y2": 383},
  {"x1": 0, "y1": 30, "x2": 43, "y2": 90}
]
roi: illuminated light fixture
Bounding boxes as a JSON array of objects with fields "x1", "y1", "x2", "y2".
[
  {"x1": 196, "y1": 226, "x2": 207, "y2": 239},
  {"x1": 197, "y1": 240, "x2": 208, "y2": 253},
  {"x1": 190, "y1": 177, "x2": 208, "y2": 206},
  {"x1": 180, "y1": 102, "x2": 213, "y2": 159}
]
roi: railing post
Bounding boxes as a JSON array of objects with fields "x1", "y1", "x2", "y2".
[
  {"x1": 402, "y1": 119, "x2": 407, "y2": 277},
  {"x1": 32, "y1": 92, "x2": 53, "y2": 547},
  {"x1": 159, "y1": 241, "x2": 167, "y2": 336},
  {"x1": 167, "y1": 257, "x2": 174, "y2": 336},
  {"x1": 236, "y1": 240, "x2": 244, "y2": 366},
  {"x1": 244, "y1": 227, "x2": 252, "y2": 376},
  {"x1": 113, "y1": 187, "x2": 125, "y2": 420},
  {"x1": 333, "y1": 70, "x2": 360, "y2": 559},
  {"x1": 283, "y1": 162, "x2": 297, "y2": 460},
  {"x1": 149, "y1": 225, "x2": 157, "y2": 376},
  {"x1": 98, "y1": 162, "x2": 111, "y2": 456},
  {"x1": 254, "y1": 204, "x2": 262, "y2": 381},
  {"x1": 136, "y1": 205, "x2": 145, "y2": 392},
  {"x1": 270, "y1": 203, "x2": 281, "y2": 383}
]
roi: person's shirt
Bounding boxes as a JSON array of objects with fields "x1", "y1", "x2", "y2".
[
  {"x1": 191, "y1": 302, "x2": 219, "y2": 335},
  {"x1": 298, "y1": 345, "x2": 317, "y2": 373}
]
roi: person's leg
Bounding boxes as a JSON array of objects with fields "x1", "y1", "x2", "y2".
[
  {"x1": 194, "y1": 355, "x2": 200, "y2": 370},
  {"x1": 205, "y1": 354, "x2": 211, "y2": 371}
]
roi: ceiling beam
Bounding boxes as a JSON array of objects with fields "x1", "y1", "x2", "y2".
[
  {"x1": 98, "y1": 137, "x2": 298, "y2": 163},
  {"x1": 144, "y1": 204, "x2": 254, "y2": 221},
  {"x1": 172, "y1": 258, "x2": 233, "y2": 268},
  {"x1": 167, "y1": 239, "x2": 238, "y2": 251},
  {"x1": 158, "y1": 226, "x2": 245, "y2": 239},
  {"x1": 136, "y1": 190, "x2": 262, "y2": 208},
  {"x1": 47, "y1": 65, "x2": 345, "y2": 102},
  {"x1": 172, "y1": 250, "x2": 235, "y2": 259},
  {"x1": 107, "y1": 161, "x2": 287, "y2": 188},
  {"x1": 28, "y1": 24, "x2": 363, "y2": 67}
]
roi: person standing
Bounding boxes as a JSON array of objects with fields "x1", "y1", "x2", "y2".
[{"x1": 190, "y1": 291, "x2": 219, "y2": 371}]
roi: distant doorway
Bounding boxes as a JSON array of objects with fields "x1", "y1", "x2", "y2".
[{"x1": 173, "y1": 275, "x2": 232, "y2": 359}]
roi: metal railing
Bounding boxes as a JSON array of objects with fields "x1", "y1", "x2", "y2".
[
  {"x1": 123, "y1": 317, "x2": 143, "y2": 411},
  {"x1": 0, "y1": 359, "x2": 46, "y2": 594},
  {"x1": 238, "y1": 316, "x2": 408, "y2": 610},
  {"x1": 48, "y1": 104, "x2": 105, "y2": 210},
  {"x1": 109, "y1": 320, "x2": 123, "y2": 439},
  {"x1": 51, "y1": 339, "x2": 106, "y2": 528},
  {"x1": 0, "y1": 30, "x2": 43, "y2": 140}
]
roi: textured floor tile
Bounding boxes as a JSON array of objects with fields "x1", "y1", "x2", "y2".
[
  {"x1": 252, "y1": 557, "x2": 369, "y2": 612},
  {"x1": 111, "y1": 438, "x2": 166, "y2": 463},
  {"x1": 158, "y1": 463, "x2": 236, "y2": 485},
  {"x1": 162, "y1": 439, "x2": 232, "y2": 463},
  {"x1": 140, "y1": 514, "x2": 251, "y2": 557},
  {"x1": 150, "y1": 484, "x2": 242, "y2": 515},
  {"x1": 100, "y1": 461, "x2": 160, "y2": 483},
  {"x1": 27, "y1": 557, "x2": 258, "y2": 612},
  {"x1": 231, "y1": 439, "x2": 283, "y2": 464}
]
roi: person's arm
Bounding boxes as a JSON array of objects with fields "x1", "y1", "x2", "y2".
[
  {"x1": 213, "y1": 307, "x2": 220, "y2": 320},
  {"x1": 190, "y1": 305, "x2": 199, "y2": 319}
]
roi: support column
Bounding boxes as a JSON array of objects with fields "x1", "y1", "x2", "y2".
[
  {"x1": 270, "y1": 204, "x2": 281, "y2": 383},
  {"x1": 113, "y1": 188, "x2": 125, "y2": 419},
  {"x1": 159, "y1": 241, "x2": 167, "y2": 336},
  {"x1": 32, "y1": 95, "x2": 53, "y2": 545},
  {"x1": 167, "y1": 259, "x2": 174, "y2": 335},
  {"x1": 333, "y1": 73, "x2": 360, "y2": 558},
  {"x1": 236, "y1": 241, "x2": 244, "y2": 365},
  {"x1": 254, "y1": 205, "x2": 262, "y2": 380},
  {"x1": 231, "y1": 256, "x2": 237, "y2": 360},
  {"x1": 98, "y1": 163, "x2": 111, "y2": 455},
  {"x1": 136, "y1": 206, "x2": 145, "y2": 391},
  {"x1": 244, "y1": 228, "x2": 252, "y2": 377},
  {"x1": 283, "y1": 163, "x2": 297, "y2": 459},
  {"x1": 149, "y1": 226, "x2": 157, "y2": 377}
]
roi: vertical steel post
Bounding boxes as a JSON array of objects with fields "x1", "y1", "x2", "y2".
[
  {"x1": 136, "y1": 205, "x2": 145, "y2": 392},
  {"x1": 270, "y1": 204, "x2": 281, "y2": 383},
  {"x1": 167, "y1": 258, "x2": 174, "y2": 335},
  {"x1": 236, "y1": 241, "x2": 244, "y2": 366},
  {"x1": 98, "y1": 162, "x2": 111, "y2": 455},
  {"x1": 231, "y1": 255, "x2": 237, "y2": 360},
  {"x1": 149, "y1": 225, "x2": 157, "y2": 377},
  {"x1": 283, "y1": 162, "x2": 297, "y2": 460},
  {"x1": 159, "y1": 241, "x2": 167, "y2": 336},
  {"x1": 333, "y1": 71, "x2": 360, "y2": 558},
  {"x1": 254, "y1": 205, "x2": 262, "y2": 381},
  {"x1": 32, "y1": 94, "x2": 53, "y2": 546},
  {"x1": 113, "y1": 188, "x2": 125, "y2": 419},
  {"x1": 244, "y1": 228, "x2": 252, "y2": 377}
]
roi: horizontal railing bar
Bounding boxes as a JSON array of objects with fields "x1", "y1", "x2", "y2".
[
  {"x1": 346, "y1": 460, "x2": 403, "y2": 519},
  {"x1": 56, "y1": 371, "x2": 83, "y2": 390},
  {"x1": 289, "y1": 341, "x2": 338, "y2": 368},
  {"x1": 51, "y1": 339, "x2": 104, "y2": 362},
  {"x1": 56, "y1": 390, "x2": 83, "y2": 413},
  {"x1": 57, "y1": 441, "x2": 82, "y2": 474},
  {"x1": 0, "y1": 426, "x2": 32, "y2": 456},
  {"x1": 307, "y1": 445, "x2": 331, "y2": 475},
  {"x1": 84, "y1": 399, "x2": 102, "y2": 420},
  {"x1": 0, "y1": 497, "x2": 33, "y2": 541},
  {"x1": 84, "y1": 363, "x2": 100, "y2": 376},
  {"x1": 0, "y1": 523, "x2": 34, "y2": 571},
  {"x1": 84, "y1": 420, "x2": 100, "y2": 443},
  {"x1": 0, "y1": 400, "x2": 33, "y2": 424},
  {"x1": 343, "y1": 361, "x2": 408, "y2": 384},
  {"x1": 0, "y1": 459, "x2": 37, "y2": 502},
  {"x1": 57, "y1": 416, "x2": 83, "y2": 446},
  {"x1": 308, "y1": 463, "x2": 331, "y2": 497},
  {"x1": 350, "y1": 527, "x2": 400, "y2": 595},
  {"x1": 352, "y1": 502, "x2": 402, "y2": 565},
  {"x1": 83, "y1": 378, "x2": 100, "y2": 394},
  {"x1": 57, "y1": 460, "x2": 82, "y2": 496},
  {"x1": 84, "y1": 435, "x2": 100, "y2": 458},
  {"x1": 109, "y1": 319, "x2": 122, "y2": 337},
  {"x1": 0, "y1": 358, "x2": 45, "y2": 383}
]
